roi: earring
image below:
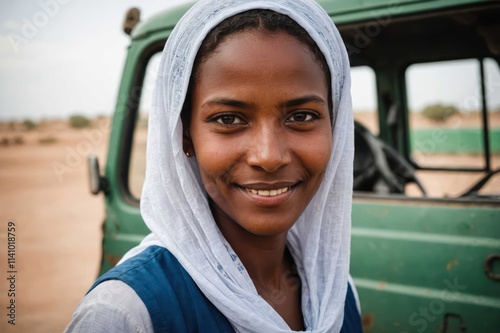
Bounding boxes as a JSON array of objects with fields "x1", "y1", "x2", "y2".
[{"x1": 185, "y1": 151, "x2": 192, "y2": 157}]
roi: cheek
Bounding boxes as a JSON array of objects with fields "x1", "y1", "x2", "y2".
[
  {"x1": 294, "y1": 131, "x2": 333, "y2": 176},
  {"x1": 194, "y1": 133, "x2": 236, "y2": 166},
  {"x1": 191, "y1": 136, "x2": 238, "y2": 192}
]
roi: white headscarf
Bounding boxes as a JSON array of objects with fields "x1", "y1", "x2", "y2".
[{"x1": 137, "y1": 0, "x2": 353, "y2": 332}]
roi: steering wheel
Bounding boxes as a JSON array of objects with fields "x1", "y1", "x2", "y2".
[{"x1": 353, "y1": 121, "x2": 426, "y2": 196}]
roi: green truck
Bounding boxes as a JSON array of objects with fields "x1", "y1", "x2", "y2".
[{"x1": 88, "y1": 0, "x2": 500, "y2": 331}]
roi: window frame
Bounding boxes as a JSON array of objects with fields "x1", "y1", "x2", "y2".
[{"x1": 118, "y1": 42, "x2": 165, "y2": 206}]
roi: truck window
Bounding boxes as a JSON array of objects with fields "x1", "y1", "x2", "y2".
[
  {"x1": 351, "y1": 66, "x2": 378, "y2": 134},
  {"x1": 405, "y1": 58, "x2": 500, "y2": 197},
  {"x1": 128, "y1": 53, "x2": 161, "y2": 199}
]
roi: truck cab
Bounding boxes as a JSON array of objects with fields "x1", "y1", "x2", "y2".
[{"x1": 88, "y1": 0, "x2": 500, "y2": 331}]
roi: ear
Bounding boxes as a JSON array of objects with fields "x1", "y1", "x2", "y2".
[
  {"x1": 182, "y1": 122, "x2": 194, "y2": 157},
  {"x1": 181, "y1": 85, "x2": 194, "y2": 157}
]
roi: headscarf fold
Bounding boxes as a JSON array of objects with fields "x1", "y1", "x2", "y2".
[{"x1": 138, "y1": 0, "x2": 353, "y2": 331}]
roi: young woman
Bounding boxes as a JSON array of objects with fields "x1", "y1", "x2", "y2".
[{"x1": 65, "y1": 0, "x2": 360, "y2": 332}]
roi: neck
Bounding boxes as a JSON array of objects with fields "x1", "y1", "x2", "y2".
[
  {"x1": 211, "y1": 204, "x2": 291, "y2": 289},
  {"x1": 234, "y1": 232, "x2": 290, "y2": 288}
]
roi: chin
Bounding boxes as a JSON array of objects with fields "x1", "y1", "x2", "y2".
[{"x1": 237, "y1": 214, "x2": 298, "y2": 237}]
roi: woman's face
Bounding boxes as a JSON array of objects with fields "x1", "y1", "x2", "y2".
[{"x1": 187, "y1": 30, "x2": 332, "y2": 237}]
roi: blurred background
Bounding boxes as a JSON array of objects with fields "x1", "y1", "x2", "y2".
[
  {"x1": 0, "y1": 0, "x2": 499, "y2": 332},
  {"x1": 0, "y1": 1, "x2": 192, "y2": 332}
]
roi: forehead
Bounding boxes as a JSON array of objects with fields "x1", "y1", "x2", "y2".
[
  {"x1": 197, "y1": 29, "x2": 324, "y2": 82},
  {"x1": 191, "y1": 29, "x2": 329, "y2": 112}
]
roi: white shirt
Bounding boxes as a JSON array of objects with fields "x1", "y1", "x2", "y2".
[{"x1": 64, "y1": 280, "x2": 154, "y2": 333}]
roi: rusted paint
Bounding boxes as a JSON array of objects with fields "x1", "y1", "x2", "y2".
[
  {"x1": 362, "y1": 313, "x2": 375, "y2": 332},
  {"x1": 104, "y1": 253, "x2": 121, "y2": 268},
  {"x1": 447, "y1": 258, "x2": 459, "y2": 271}
]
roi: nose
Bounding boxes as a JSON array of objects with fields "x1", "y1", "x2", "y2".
[{"x1": 246, "y1": 124, "x2": 291, "y2": 173}]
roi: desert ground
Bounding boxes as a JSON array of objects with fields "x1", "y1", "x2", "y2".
[
  {"x1": 0, "y1": 112, "x2": 498, "y2": 332},
  {"x1": 0, "y1": 119, "x2": 108, "y2": 333}
]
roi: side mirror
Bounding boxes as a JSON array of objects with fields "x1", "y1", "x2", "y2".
[{"x1": 88, "y1": 154, "x2": 108, "y2": 195}]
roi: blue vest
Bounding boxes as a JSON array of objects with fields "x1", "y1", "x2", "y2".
[{"x1": 90, "y1": 246, "x2": 362, "y2": 332}]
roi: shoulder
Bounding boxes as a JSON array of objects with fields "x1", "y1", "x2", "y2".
[
  {"x1": 65, "y1": 246, "x2": 169, "y2": 333},
  {"x1": 66, "y1": 246, "x2": 234, "y2": 332},
  {"x1": 64, "y1": 280, "x2": 153, "y2": 333},
  {"x1": 98, "y1": 245, "x2": 178, "y2": 284}
]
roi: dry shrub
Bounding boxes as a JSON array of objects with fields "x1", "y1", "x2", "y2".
[
  {"x1": 13, "y1": 136, "x2": 25, "y2": 145},
  {"x1": 23, "y1": 119, "x2": 37, "y2": 130},
  {"x1": 421, "y1": 104, "x2": 460, "y2": 122},
  {"x1": 69, "y1": 115, "x2": 91, "y2": 128}
]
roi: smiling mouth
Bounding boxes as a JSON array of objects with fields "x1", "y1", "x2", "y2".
[{"x1": 245, "y1": 187, "x2": 290, "y2": 197}]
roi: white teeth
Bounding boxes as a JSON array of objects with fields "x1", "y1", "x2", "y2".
[{"x1": 247, "y1": 187, "x2": 289, "y2": 197}]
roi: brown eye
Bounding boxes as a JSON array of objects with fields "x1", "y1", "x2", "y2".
[
  {"x1": 287, "y1": 112, "x2": 317, "y2": 123},
  {"x1": 220, "y1": 115, "x2": 235, "y2": 124},
  {"x1": 214, "y1": 114, "x2": 244, "y2": 125}
]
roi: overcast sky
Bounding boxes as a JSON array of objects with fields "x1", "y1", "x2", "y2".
[
  {"x1": 1, "y1": 0, "x2": 499, "y2": 122},
  {"x1": 0, "y1": 0, "x2": 193, "y2": 121}
]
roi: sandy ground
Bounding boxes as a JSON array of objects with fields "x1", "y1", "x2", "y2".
[
  {"x1": 0, "y1": 121, "x2": 108, "y2": 333},
  {"x1": 0, "y1": 114, "x2": 498, "y2": 332}
]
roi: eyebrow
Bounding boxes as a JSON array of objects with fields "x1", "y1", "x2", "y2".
[
  {"x1": 201, "y1": 98, "x2": 251, "y2": 110},
  {"x1": 201, "y1": 95, "x2": 327, "y2": 110},
  {"x1": 283, "y1": 95, "x2": 327, "y2": 108}
]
